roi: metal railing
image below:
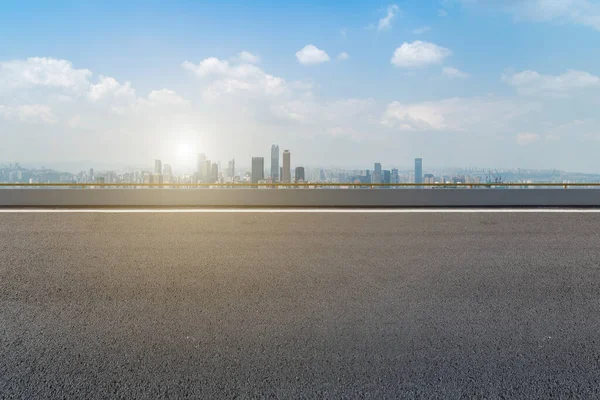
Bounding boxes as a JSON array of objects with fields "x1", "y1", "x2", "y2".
[{"x1": 2, "y1": 183, "x2": 600, "y2": 189}]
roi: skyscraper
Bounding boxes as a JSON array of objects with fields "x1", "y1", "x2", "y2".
[
  {"x1": 372, "y1": 163, "x2": 382, "y2": 184},
  {"x1": 89, "y1": 168, "x2": 94, "y2": 182},
  {"x1": 210, "y1": 163, "x2": 218, "y2": 183},
  {"x1": 227, "y1": 159, "x2": 235, "y2": 179},
  {"x1": 415, "y1": 158, "x2": 423, "y2": 184},
  {"x1": 251, "y1": 157, "x2": 264, "y2": 184},
  {"x1": 154, "y1": 159, "x2": 162, "y2": 175},
  {"x1": 391, "y1": 168, "x2": 399, "y2": 184},
  {"x1": 197, "y1": 153, "x2": 207, "y2": 182},
  {"x1": 202, "y1": 160, "x2": 211, "y2": 183},
  {"x1": 383, "y1": 170, "x2": 391, "y2": 184},
  {"x1": 271, "y1": 145, "x2": 279, "y2": 181},
  {"x1": 282, "y1": 150, "x2": 291, "y2": 183},
  {"x1": 294, "y1": 167, "x2": 305, "y2": 183},
  {"x1": 197, "y1": 153, "x2": 206, "y2": 170},
  {"x1": 163, "y1": 164, "x2": 172, "y2": 178}
]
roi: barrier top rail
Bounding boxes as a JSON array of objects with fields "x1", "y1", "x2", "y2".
[{"x1": 1, "y1": 183, "x2": 600, "y2": 188}]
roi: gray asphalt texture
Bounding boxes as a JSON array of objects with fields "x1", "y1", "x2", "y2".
[{"x1": 2, "y1": 211, "x2": 600, "y2": 399}]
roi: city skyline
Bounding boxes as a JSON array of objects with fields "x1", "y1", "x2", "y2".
[
  {"x1": 7, "y1": 146, "x2": 600, "y2": 187},
  {"x1": 2, "y1": 1, "x2": 600, "y2": 171}
]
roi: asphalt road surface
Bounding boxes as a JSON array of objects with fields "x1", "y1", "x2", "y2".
[{"x1": 2, "y1": 211, "x2": 600, "y2": 399}]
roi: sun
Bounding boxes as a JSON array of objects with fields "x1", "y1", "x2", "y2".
[{"x1": 175, "y1": 141, "x2": 195, "y2": 165}]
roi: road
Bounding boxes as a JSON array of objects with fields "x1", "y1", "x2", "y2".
[{"x1": 2, "y1": 210, "x2": 600, "y2": 398}]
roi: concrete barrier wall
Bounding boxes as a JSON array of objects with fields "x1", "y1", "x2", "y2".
[{"x1": 2, "y1": 188, "x2": 600, "y2": 207}]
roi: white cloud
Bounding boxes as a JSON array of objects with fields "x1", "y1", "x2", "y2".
[
  {"x1": 443, "y1": 66, "x2": 469, "y2": 79},
  {"x1": 381, "y1": 101, "x2": 449, "y2": 131},
  {"x1": 0, "y1": 104, "x2": 58, "y2": 124},
  {"x1": 88, "y1": 76, "x2": 135, "y2": 101},
  {"x1": 516, "y1": 132, "x2": 540, "y2": 145},
  {"x1": 458, "y1": 0, "x2": 600, "y2": 30},
  {"x1": 236, "y1": 51, "x2": 260, "y2": 64},
  {"x1": 337, "y1": 52, "x2": 350, "y2": 61},
  {"x1": 503, "y1": 69, "x2": 600, "y2": 95},
  {"x1": 381, "y1": 97, "x2": 538, "y2": 131},
  {"x1": 183, "y1": 57, "x2": 286, "y2": 97},
  {"x1": 378, "y1": 4, "x2": 400, "y2": 31},
  {"x1": 412, "y1": 26, "x2": 431, "y2": 34},
  {"x1": 438, "y1": 9, "x2": 448, "y2": 17},
  {"x1": 182, "y1": 57, "x2": 230, "y2": 78},
  {"x1": 295, "y1": 45, "x2": 330, "y2": 65},
  {"x1": 391, "y1": 41, "x2": 452, "y2": 68},
  {"x1": 0, "y1": 57, "x2": 92, "y2": 91},
  {"x1": 146, "y1": 89, "x2": 189, "y2": 106}
]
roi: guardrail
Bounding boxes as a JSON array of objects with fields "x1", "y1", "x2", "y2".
[
  {"x1": 1, "y1": 183, "x2": 600, "y2": 188},
  {"x1": 3, "y1": 187, "x2": 600, "y2": 207}
]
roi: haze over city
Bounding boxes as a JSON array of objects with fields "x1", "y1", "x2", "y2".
[{"x1": 2, "y1": 0, "x2": 600, "y2": 171}]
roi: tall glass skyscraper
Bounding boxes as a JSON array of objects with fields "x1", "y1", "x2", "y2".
[
  {"x1": 415, "y1": 158, "x2": 423, "y2": 184},
  {"x1": 271, "y1": 145, "x2": 279, "y2": 181}
]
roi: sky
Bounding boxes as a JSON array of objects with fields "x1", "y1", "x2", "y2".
[{"x1": 2, "y1": 0, "x2": 600, "y2": 172}]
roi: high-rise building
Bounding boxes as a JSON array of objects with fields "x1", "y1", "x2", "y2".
[
  {"x1": 372, "y1": 163, "x2": 382, "y2": 184},
  {"x1": 163, "y1": 164, "x2": 172, "y2": 180},
  {"x1": 202, "y1": 160, "x2": 211, "y2": 183},
  {"x1": 282, "y1": 150, "x2": 291, "y2": 183},
  {"x1": 154, "y1": 159, "x2": 162, "y2": 175},
  {"x1": 294, "y1": 166, "x2": 305, "y2": 183},
  {"x1": 271, "y1": 145, "x2": 279, "y2": 181},
  {"x1": 383, "y1": 170, "x2": 391, "y2": 184},
  {"x1": 197, "y1": 153, "x2": 206, "y2": 170},
  {"x1": 251, "y1": 157, "x2": 265, "y2": 184},
  {"x1": 391, "y1": 168, "x2": 399, "y2": 184},
  {"x1": 415, "y1": 158, "x2": 423, "y2": 184},
  {"x1": 197, "y1": 153, "x2": 207, "y2": 182},
  {"x1": 89, "y1": 168, "x2": 94, "y2": 182},
  {"x1": 227, "y1": 159, "x2": 235, "y2": 179},
  {"x1": 210, "y1": 163, "x2": 218, "y2": 183}
]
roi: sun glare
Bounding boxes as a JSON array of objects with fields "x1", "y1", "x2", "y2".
[
  {"x1": 175, "y1": 141, "x2": 195, "y2": 165},
  {"x1": 160, "y1": 131, "x2": 204, "y2": 170}
]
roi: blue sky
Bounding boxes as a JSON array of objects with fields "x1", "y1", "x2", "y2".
[{"x1": 2, "y1": 0, "x2": 600, "y2": 172}]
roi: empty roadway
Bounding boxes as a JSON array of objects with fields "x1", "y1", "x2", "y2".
[{"x1": 2, "y1": 210, "x2": 600, "y2": 398}]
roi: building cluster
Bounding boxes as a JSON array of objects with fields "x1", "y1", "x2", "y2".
[
  {"x1": 250, "y1": 146, "x2": 304, "y2": 185},
  {"x1": 4, "y1": 154, "x2": 599, "y2": 187}
]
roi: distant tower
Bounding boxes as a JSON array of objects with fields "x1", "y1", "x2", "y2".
[
  {"x1": 372, "y1": 163, "x2": 382, "y2": 184},
  {"x1": 415, "y1": 158, "x2": 423, "y2": 184},
  {"x1": 282, "y1": 150, "x2": 291, "y2": 183},
  {"x1": 154, "y1": 159, "x2": 162, "y2": 175},
  {"x1": 391, "y1": 168, "x2": 399, "y2": 184},
  {"x1": 383, "y1": 170, "x2": 391, "y2": 184},
  {"x1": 294, "y1": 167, "x2": 305, "y2": 183},
  {"x1": 251, "y1": 157, "x2": 265, "y2": 184},
  {"x1": 89, "y1": 168, "x2": 94, "y2": 182},
  {"x1": 227, "y1": 159, "x2": 235, "y2": 179},
  {"x1": 271, "y1": 145, "x2": 280, "y2": 181},
  {"x1": 202, "y1": 160, "x2": 212, "y2": 183},
  {"x1": 210, "y1": 163, "x2": 218, "y2": 183},
  {"x1": 197, "y1": 153, "x2": 207, "y2": 181},
  {"x1": 163, "y1": 164, "x2": 172, "y2": 178}
]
